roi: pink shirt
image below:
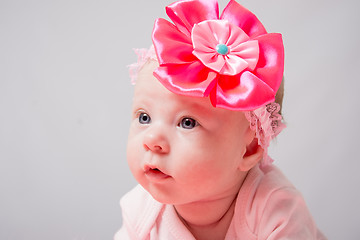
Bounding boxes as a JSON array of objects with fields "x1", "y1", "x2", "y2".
[{"x1": 115, "y1": 165, "x2": 326, "y2": 239}]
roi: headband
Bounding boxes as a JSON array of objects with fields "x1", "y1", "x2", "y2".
[{"x1": 128, "y1": 0, "x2": 285, "y2": 166}]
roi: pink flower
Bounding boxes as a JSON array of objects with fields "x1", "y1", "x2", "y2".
[{"x1": 152, "y1": 0, "x2": 284, "y2": 110}]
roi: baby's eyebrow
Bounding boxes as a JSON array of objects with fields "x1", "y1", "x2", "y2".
[
  {"x1": 180, "y1": 101, "x2": 215, "y2": 119},
  {"x1": 130, "y1": 99, "x2": 148, "y2": 112}
]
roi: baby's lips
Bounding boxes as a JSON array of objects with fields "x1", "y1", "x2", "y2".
[
  {"x1": 144, "y1": 164, "x2": 167, "y2": 174},
  {"x1": 144, "y1": 164, "x2": 171, "y2": 181}
]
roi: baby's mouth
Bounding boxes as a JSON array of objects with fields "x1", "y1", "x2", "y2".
[
  {"x1": 149, "y1": 168, "x2": 161, "y2": 173},
  {"x1": 144, "y1": 166, "x2": 171, "y2": 181}
]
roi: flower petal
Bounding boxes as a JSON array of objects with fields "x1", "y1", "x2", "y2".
[
  {"x1": 229, "y1": 40, "x2": 259, "y2": 71},
  {"x1": 154, "y1": 61, "x2": 218, "y2": 97},
  {"x1": 210, "y1": 71, "x2": 275, "y2": 110},
  {"x1": 192, "y1": 20, "x2": 259, "y2": 76},
  {"x1": 222, "y1": 55, "x2": 249, "y2": 75},
  {"x1": 152, "y1": 18, "x2": 196, "y2": 65},
  {"x1": 253, "y1": 33, "x2": 284, "y2": 92},
  {"x1": 221, "y1": 0, "x2": 267, "y2": 38},
  {"x1": 166, "y1": 0, "x2": 219, "y2": 37}
]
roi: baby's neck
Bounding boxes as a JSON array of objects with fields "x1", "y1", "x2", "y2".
[{"x1": 174, "y1": 190, "x2": 240, "y2": 240}]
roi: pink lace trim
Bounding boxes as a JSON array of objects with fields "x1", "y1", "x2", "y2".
[
  {"x1": 128, "y1": 46, "x2": 285, "y2": 166},
  {"x1": 245, "y1": 103, "x2": 286, "y2": 166},
  {"x1": 128, "y1": 46, "x2": 157, "y2": 85}
]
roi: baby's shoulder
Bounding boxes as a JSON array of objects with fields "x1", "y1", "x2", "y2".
[
  {"x1": 235, "y1": 165, "x2": 322, "y2": 239},
  {"x1": 243, "y1": 164, "x2": 303, "y2": 217},
  {"x1": 256, "y1": 164, "x2": 298, "y2": 195}
]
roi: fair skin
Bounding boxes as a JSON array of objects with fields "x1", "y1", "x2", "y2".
[{"x1": 127, "y1": 61, "x2": 264, "y2": 240}]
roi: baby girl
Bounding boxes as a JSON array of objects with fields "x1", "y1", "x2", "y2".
[{"x1": 115, "y1": 0, "x2": 326, "y2": 239}]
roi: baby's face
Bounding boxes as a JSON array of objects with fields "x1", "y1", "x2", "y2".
[{"x1": 127, "y1": 61, "x2": 253, "y2": 205}]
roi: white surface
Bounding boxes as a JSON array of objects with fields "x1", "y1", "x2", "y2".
[{"x1": 0, "y1": 0, "x2": 359, "y2": 239}]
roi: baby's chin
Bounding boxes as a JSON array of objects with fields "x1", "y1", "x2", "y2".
[
  {"x1": 150, "y1": 193, "x2": 174, "y2": 205},
  {"x1": 145, "y1": 186, "x2": 175, "y2": 204},
  {"x1": 140, "y1": 183, "x2": 184, "y2": 205}
]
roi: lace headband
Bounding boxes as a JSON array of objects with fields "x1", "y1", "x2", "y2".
[{"x1": 128, "y1": 45, "x2": 285, "y2": 166}]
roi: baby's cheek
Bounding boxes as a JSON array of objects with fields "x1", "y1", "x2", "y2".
[
  {"x1": 126, "y1": 140, "x2": 141, "y2": 173},
  {"x1": 178, "y1": 155, "x2": 218, "y2": 183}
]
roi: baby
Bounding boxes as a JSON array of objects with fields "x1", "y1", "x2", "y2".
[{"x1": 115, "y1": 0, "x2": 326, "y2": 239}]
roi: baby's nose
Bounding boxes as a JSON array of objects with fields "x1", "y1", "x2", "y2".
[{"x1": 143, "y1": 127, "x2": 170, "y2": 153}]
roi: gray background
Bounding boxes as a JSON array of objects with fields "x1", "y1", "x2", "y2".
[{"x1": 1, "y1": 0, "x2": 359, "y2": 239}]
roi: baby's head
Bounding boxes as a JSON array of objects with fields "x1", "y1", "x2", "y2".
[{"x1": 126, "y1": 0, "x2": 285, "y2": 204}]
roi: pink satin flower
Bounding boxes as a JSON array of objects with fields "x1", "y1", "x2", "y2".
[
  {"x1": 152, "y1": 0, "x2": 284, "y2": 110},
  {"x1": 192, "y1": 20, "x2": 259, "y2": 76}
]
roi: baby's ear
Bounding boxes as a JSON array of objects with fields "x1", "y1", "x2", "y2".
[{"x1": 239, "y1": 136, "x2": 264, "y2": 172}]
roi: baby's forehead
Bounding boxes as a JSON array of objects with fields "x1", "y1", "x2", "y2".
[
  {"x1": 136, "y1": 60, "x2": 159, "y2": 83},
  {"x1": 135, "y1": 68, "x2": 202, "y2": 109},
  {"x1": 134, "y1": 67, "x2": 207, "y2": 108},
  {"x1": 134, "y1": 61, "x2": 163, "y2": 96}
]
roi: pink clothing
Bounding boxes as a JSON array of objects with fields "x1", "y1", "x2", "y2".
[{"x1": 115, "y1": 165, "x2": 326, "y2": 239}]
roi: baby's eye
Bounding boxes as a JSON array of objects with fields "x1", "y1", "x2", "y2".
[
  {"x1": 138, "y1": 112, "x2": 151, "y2": 124},
  {"x1": 179, "y1": 117, "x2": 198, "y2": 129}
]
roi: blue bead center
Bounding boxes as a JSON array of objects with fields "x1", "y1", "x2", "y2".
[{"x1": 216, "y1": 44, "x2": 229, "y2": 55}]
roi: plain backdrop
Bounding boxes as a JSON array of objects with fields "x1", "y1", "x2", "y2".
[{"x1": 1, "y1": 0, "x2": 359, "y2": 239}]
